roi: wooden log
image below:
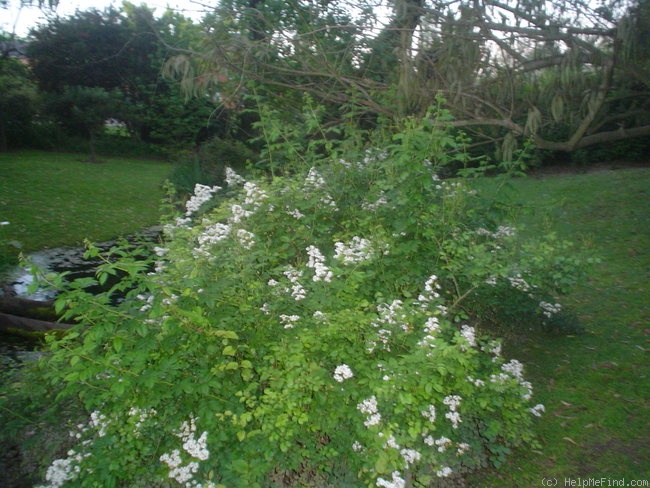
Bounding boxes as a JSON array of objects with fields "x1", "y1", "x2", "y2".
[
  {"x1": 0, "y1": 312, "x2": 73, "y2": 333},
  {"x1": 0, "y1": 285, "x2": 58, "y2": 321}
]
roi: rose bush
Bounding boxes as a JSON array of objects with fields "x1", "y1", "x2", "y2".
[{"x1": 8, "y1": 116, "x2": 591, "y2": 487}]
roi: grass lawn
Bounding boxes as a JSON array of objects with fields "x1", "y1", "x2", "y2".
[
  {"x1": 0, "y1": 150, "x2": 172, "y2": 268},
  {"x1": 470, "y1": 166, "x2": 650, "y2": 486}
]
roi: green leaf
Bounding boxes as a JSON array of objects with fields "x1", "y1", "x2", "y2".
[
  {"x1": 135, "y1": 322, "x2": 149, "y2": 337},
  {"x1": 374, "y1": 455, "x2": 389, "y2": 474},
  {"x1": 222, "y1": 345, "x2": 236, "y2": 356},
  {"x1": 64, "y1": 371, "x2": 79, "y2": 383},
  {"x1": 111, "y1": 381, "x2": 126, "y2": 396},
  {"x1": 97, "y1": 271, "x2": 109, "y2": 286},
  {"x1": 209, "y1": 330, "x2": 239, "y2": 340}
]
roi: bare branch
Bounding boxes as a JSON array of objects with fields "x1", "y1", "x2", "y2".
[{"x1": 447, "y1": 117, "x2": 524, "y2": 133}]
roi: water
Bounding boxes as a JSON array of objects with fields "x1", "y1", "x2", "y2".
[
  {"x1": 3, "y1": 226, "x2": 162, "y2": 299},
  {"x1": 0, "y1": 245, "x2": 106, "y2": 364},
  {"x1": 0, "y1": 227, "x2": 162, "y2": 359},
  {"x1": 4, "y1": 246, "x2": 98, "y2": 300}
]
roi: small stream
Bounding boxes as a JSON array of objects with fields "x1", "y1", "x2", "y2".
[
  {"x1": 0, "y1": 227, "x2": 162, "y2": 363},
  {"x1": 4, "y1": 245, "x2": 99, "y2": 301}
]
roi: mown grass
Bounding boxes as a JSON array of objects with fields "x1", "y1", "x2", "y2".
[
  {"x1": 0, "y1": 150, "x2": 172, "y2": 269},
  {"x1": 470, "y1": 167, "x2": 650, "y2": 486}
]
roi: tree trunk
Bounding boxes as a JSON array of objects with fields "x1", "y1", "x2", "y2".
[
  {"x1": 393, "y1": 0, "x2": 425, "y2": 115},
  {"x1": 88, "y1": 129, "x2": 98, "y2": 163},
  {"x1": 0, "y1": 120, "x2": 7, "y2": 153}
]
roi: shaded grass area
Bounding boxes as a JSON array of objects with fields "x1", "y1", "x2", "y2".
[
  {"x1": 470, "y1": 168, "x2": 650, "y2": 485},
  {"x1": 0, "y1": 150, "x2": 172, "y2": 268}
]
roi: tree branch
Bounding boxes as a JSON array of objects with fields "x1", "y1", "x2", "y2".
[
  {"x1": 447, "y1": 117, "x2": 523, "y2": 133},
  {"x1": 0, "y1": 312, "x2": 73, "y2": 333},
  {"x1": 574, "y1": 124, "x2": 650, "y2": 150},
  {"x1": 565, "y1": 53, "x2": 616, "y2": 150},
  {"x1": 447, "y1": 117, "x2": 650, "y2": 152}
]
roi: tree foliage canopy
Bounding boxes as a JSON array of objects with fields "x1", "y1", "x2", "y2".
[
  {"x1": 168, "y1": 0, "x2": 650, "y2": 156},
  {"x1": 25, "y1": 3, "x2": 224, "y2": 148},
  {"x1": 0, "y1": 56, "x2": 37, "y2": 151}
]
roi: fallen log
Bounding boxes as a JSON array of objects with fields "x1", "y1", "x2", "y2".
[
  {"x1": 0, "y1": 312, "x2": 74, "y2": 333},
  {"x1": 0, "y1": 284, "x2": 59, "y2": 321}
]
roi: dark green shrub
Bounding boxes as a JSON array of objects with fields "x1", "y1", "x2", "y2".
[
  {"x1": 571, "y1": 137, "x2": 650, "y2": 164},
  {"x1": 169, "y1": 137, "x2": 258, "y2": 194}
]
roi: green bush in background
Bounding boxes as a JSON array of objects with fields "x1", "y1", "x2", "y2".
[{"x1": 169, "y1": 136, "x2": 258, "y2": 194}]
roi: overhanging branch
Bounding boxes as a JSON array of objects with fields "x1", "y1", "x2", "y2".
[{"x1": 446, "y1": 117, "x2": 650, "y2": 151}]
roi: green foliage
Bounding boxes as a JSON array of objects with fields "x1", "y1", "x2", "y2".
[
  {"x1": 47, "y1": 86, "x2": 121, "y2": 133},
  {"x1": 0, "y1": 57, "x2": 38, "y2": 151},
  {"x1": 16, "y1": 119, "x2": 168, "y2": 158},
  {"x1": 27, "y1": 7, "x2": 132, "y2": 93},
  {"x1": 1, "y1": 114, "x2": 596, "y2": 487},
  {"x1": 27, "y1": 4, "x2": 222, "y2": 151},
  {"x1": 92, "y1": 133, "x2": 169, "y2": 160},
  {"x1": 570, "y1": 137, "x2": 650, "y2": 165},
  {"x1": 44, "y1": 85, "x2": 125, "y2": 160},
  {"x1": 169, "y1": 136, "x2": 259, "y2": 194}
]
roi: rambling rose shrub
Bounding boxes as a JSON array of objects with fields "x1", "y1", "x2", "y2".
[{"x1": 15, "y1": 121, "x2": 591, "y2": 487}]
